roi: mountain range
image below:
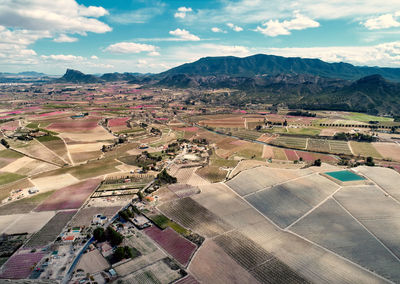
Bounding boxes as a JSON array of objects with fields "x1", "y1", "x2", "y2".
[{"x1": 31, "y1": 54, "x2": 400, "y2": 115}]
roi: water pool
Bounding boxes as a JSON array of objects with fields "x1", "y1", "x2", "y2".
[{"x1": 325, "y1": 170, "x2": 365, "y2": 182}]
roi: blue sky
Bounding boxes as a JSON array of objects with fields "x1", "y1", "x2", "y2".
[{"x1": 1, "y1": 0, "x2": 400, "y2": 74}]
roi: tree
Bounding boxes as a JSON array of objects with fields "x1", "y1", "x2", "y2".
[
  {"x1": 93, "y1": 227, "x2": 105, "y2": 242},
  {"x1": 366, "y1": 156, "x2": 375, "y2": 166},
  {"x1": 313, "y1": 159, "x2": 322, "y2": 167},
  {"x1": 106, "y1": 226, "x2": 124, "y2": 246},
  {"x1": 114, "y1": 247, "x2": 125, "y2": 261},
  {"x1": 0, "y1": 139, "x2": 9, "y2": 149}
]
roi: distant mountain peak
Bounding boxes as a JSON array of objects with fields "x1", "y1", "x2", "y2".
[{"x1": 58, "y1": 69, "x2": 101, "y2": 83}]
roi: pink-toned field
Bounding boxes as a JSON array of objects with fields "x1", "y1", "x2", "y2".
[
  {"x1": 47, "y1": 118, "x2": 99, "y2": 132},
  {"x1": 295, "y1": 150, "x2": 338, "y2": 163},
  {"x1": 0, "y1": 120, "x2": 19, "y2": 131},
  {"x1": 199, "y1": 117, "x2": 245, "y2": 128},
  {"x1": 143, "y1": 226, "x2": 196, "y2": 267},
  {"x1": 108, "y1": 117, "x2": 129, "y2": 127},
  {"x1": 284, "y1": 149, "x2": 299, "y2": 161},
  {"x1": 0, "y1": 248, "x2": 45, "y2": 279},
  {"x1": 373, "y1": 142, "x2": 400, "y2": 162},
  {"x1": 35, "y1": 178, "x2": 101, "y2": 211},
  {"x1": 38, "y1": 111, "x2": 66, "y2": 117}
]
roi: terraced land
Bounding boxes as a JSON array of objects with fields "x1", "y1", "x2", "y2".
[
  {"x1": 157, "y1": 197, "x2": 233, "y2": 238},
  {"x1": 307, "y1": 138, "x2": 330, "y2": 152},
  {"x1": 328, "y1": 140, "x2": 352, "y2": 155},
  {"x1": 245, "y1": 174, "x2": 339, "y2": 228},
  {"x1": 270, "y1": 136, "x2": 308, "y2": 149},
  {"x1": 291, "y1": 198, "x2": 400, "y2": 282}
]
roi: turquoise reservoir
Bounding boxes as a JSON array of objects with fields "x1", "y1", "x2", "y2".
[{"x1": 325, "y1": 170, "x2": 365, "y2": 182}]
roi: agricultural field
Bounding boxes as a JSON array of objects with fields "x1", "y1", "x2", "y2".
[
  {"x1": 0, "y1": 172, "x2": 25, "y2": 187},
  {"x1": 25, "y1": 210, "x2": 76, "y2": 247},
  {"x1": 334, "y1": 185, "x2": 400, "y2": 258},
  {"x1": 344, "y1": 112, "x2": 393, "y2": 122},
  {"x1": 0, "y1": 247, "x2": 46, "y2": 279},
  {"x1": 0, "y1": 211, "x2": 55, "y2": 235},
  {"x1": 35, "y1": 178, "x2": 101, "y2": 211},
  {"x1": 328, "y1": 140, "x2": 352, "y2": 155},
  {"x1": 307, "y1": 138, "x2": 330, "y2": 152},
  {"x1": 355, "y1": 166, "x2": 400, "y2": 202},
  {"x1": 245, "y1": 174, "x2": 339, "y2": 228},
  {"x1": 291, "y1": 198, "x2": 400, "y2": 282},
  {"x1": 143, "y1": 226, "x2": 197, "y2": 267},
  {"x1": 8, "y1": 139, "x2": 66, "y2": 166},
  {"x1": 373, "y1": 142, "x2": 400, "y2": 161},
  {"x1": 158, "y1": 197, "x2": 233, "y2": 238},
  {"x1": 350, "y1": 141, "x2": 382, "y2": 159},
  {"x1": 270, "y1": 136, "x2": 308, "y2": 149},
  {"x1": 226, "y1": 166, "x2": 313, "y2": 196},
  {"x1": 0, "y1": 191, "x2": 54, "y2": 215},
  {"x1": 189, "y1": 240, "x2": 260, "y2": 284}
]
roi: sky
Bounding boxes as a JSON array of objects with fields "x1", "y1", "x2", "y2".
[{"x1": 1, "y1": 0, "x2": 400, "y2": 74}]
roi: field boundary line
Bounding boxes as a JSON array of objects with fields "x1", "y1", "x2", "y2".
[
  {"x1": 9, "y1": 147, "x2": 62, "y2": 167},
  {"x1": 332, "y1": 197, "x2": 400, "y2": 263},
  {"x1": 59, "y1": 136, "x2": 74, "y2": 166},
  {"x1": 221, "y1": 182, "x2": 393, "y2": 283},
  {"x1": 284, "y1": 186, "x2": 343, "y2": 231},
  {"x1": 348, "y1": 141, "x2": 355, "y2": 155},
  {"x1": 241, "y1": 172, "x2": 317, "y2": 198},
  {"x1": 220, "y1": 182, "x2": 282, "y2": 230},
  {"x1": 35, "y1": 138, "x2": 70, "y2": 166},
  {"x1": 288, "y1": 229, "x2": 394, "y2": 284},
  {"x1": 364, "y1": 176, "x2": 400, "y2": 206}
]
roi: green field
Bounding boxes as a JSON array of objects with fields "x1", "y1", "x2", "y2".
[
  {"x1": 149, "y1": 214, "x2": 189, "y2": 235},
  {"x1": 0, "y1": 149, "x2": 24, "y2": 159},
  {"x1": 344, "y1": 112, "x2": 393, "y2": 122},
  {"x1": 350, "y1": 142, "x2": 382, "y2": 159},
  {"x1": 263, "y1": 127, "x2": 321, "y2": 136},
  {"x1": 34, "y1": 158, "x2": 121, "y2": 180},
  {"x1": 36, "y1": 135, "x2": 61, "y2": 143},
  {"x1": 26, "y1": 122, "x2": 39, "y2": 129},
  {"x1": 0, "y1": 172, "x2": 25, "y2": 186}
]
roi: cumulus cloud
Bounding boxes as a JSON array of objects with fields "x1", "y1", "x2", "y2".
[
  {"x1": 191, "y1": 0, "x2": 400, "y2": 24},
  {"x1": 227, "y1": 23, "x2": 243, "y2": 32},
  {"x1": 169, "y1": 28, "x2": 200, "y2": 41},
  {"x1": 53, "y1": 34, "x2": 78, "y2": 43},
  {"x1": 105, "y1": 42, "x2": 158, "y2": 55},
  {"x1": 0, "y1": 0, "x2": 111, "y2": 67},
  {"x1": 211, "y1": 27, "x2": 225, "y2": 33},
  {"x1": 174, "y1": 7, "x2": 193, "y2": 19},
  {"x1": 0, "y1": 0, "x2": 111, "y2": 34},
  {"x1": 256, "y1": 13, "x2": 319, "y2": 36},
  {"x1": 363, "y1": 13, "x2": 400, "y2": 30},
  {"x1": 261, "y1": 41, "x2": 400, "y2": 67},
  {"x1": 41, "y1": 54, "x2": 84, "y2": 61},
  {"x1": 90, "y1": 55, "x2": 98, "y2": 60}
]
